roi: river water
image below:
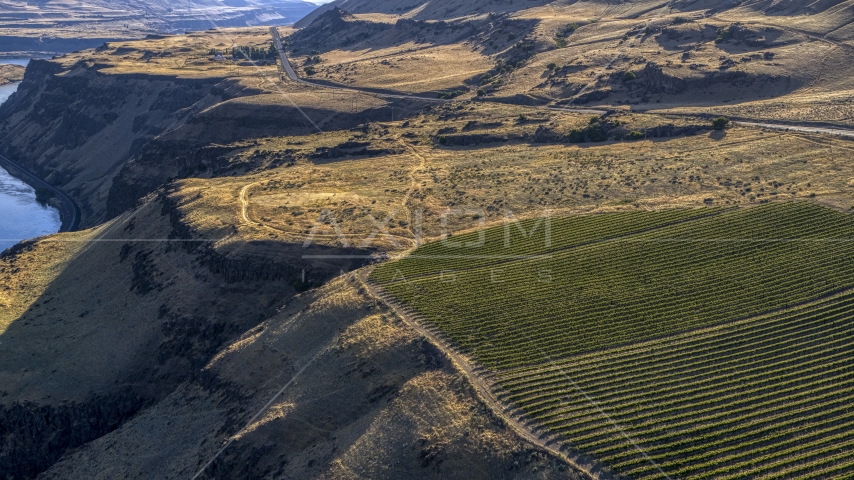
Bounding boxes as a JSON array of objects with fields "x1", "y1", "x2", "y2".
[{"x1": 0, "y1": 58, "x2": 62, "y2": 252}]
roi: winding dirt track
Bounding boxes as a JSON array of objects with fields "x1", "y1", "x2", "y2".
[{"x1": 239, "y1": 182, "x2": 258, "y2": 226}]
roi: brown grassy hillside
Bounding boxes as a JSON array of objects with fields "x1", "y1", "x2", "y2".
[
  {"x1": 35, "y1": 272, "x2": 580, "y2": 480},
  {"x1": 288, "y1": 0, "x2": 854, "y2": 125}
]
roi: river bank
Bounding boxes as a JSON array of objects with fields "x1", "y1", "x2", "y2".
[
  {"x1": 0, "y1": 154, "x2": 80, "y2": 233},
  {"x1": 0, "y1": 59, "x2": 78, "y2": 251}
]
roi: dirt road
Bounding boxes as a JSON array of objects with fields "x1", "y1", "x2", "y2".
[{"x1": 270, "y1": 28, "x2": 854, "y2": 138}]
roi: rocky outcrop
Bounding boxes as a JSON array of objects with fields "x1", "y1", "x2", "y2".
[{"x1": 643, "y1": 62, "x2": 687, "y2": 94}]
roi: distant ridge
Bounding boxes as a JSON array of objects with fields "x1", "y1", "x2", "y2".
[{"x1": 294, "y1": 0, "x2": 554, "y2": 28}]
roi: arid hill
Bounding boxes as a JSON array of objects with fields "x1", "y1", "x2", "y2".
[{"x1": 287, "y1": 0, "x2": 854, "y2": 126}]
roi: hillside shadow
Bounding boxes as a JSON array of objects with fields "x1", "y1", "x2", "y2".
[
  {"x1": 709, "y1": 130, "x2": 727, "y2": 140},
  {"x1": 0, "y1": 199, "x2": 377, "y2": 478},
  {"x1": 432, "y1": 131, "x2": 710, "y2": 152}
]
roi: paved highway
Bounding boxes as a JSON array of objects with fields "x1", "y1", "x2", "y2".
[
  {"x1": 271, "y1": 28, "x2": 854, "y2": 139},
  {"x1": 270, "y1": 27, "x2": 447, "y2": 103},
  {"x1": 734, "y1": 121, "x2": 854, "y2": 138}
]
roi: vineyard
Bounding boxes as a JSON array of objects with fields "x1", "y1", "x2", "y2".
[
  {"x1": 370, "y1": 202, "x2": 854, "y2": 478},
  {"x1": 497, "y1": 289, "x2": 854, "y2": 479}
]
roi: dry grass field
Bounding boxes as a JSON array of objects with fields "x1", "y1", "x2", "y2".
[
  {"x1": 54, "y1": 28, "x2": 283, "y2": 80},
  {"x1": 292, "y1": 42, "x2": 494, "y2": 95},
  {"x1": 169, "y1": 104, "x2": 854, "y2": 258},
  {"x1": 286, "y1": 0, "x2": 854, "y2": 126}
]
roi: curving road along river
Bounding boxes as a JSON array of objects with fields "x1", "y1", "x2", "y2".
[
  {"x1": 0, "y1": 154, "x2": 80, "y2": 234},
  {"x1": 0, "y1": 64, "x2": 80, "y2": 251}
]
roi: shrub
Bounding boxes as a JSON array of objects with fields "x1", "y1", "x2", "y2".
[
  {"x1": 586, "y1": 123, "x2": 608, "y2": 142},
  {"x1": 477, "y1": 89, "x2": 486, "y2": 96},
  {"x1": 35, "y1": 188, "x2": 54, "y2": 206},
  {"x1": 716, "y1": 26, "x2": 735, "y2": 43},
  {"x1": 438, "y1": 90, "x2": 466, "y2": 99},
  {"x1": 304, "y1": 66, "x2": 317, "y2": 75},
  {"x1": 567, "y1": 118, "x2": 614, "y2": 143},
  {"x1": 557, "y1": 23, "x2": 579, "y2": 38},
  {"x1": 627, "y1": 130, "x2": 645, "y2": 140},
  {"x1": 623, "y1": 70, "x2": 636, "y2": 82},
  {"x1": 712, "y1": 116, "x2": 732, "y2": 130},
  {"x1": 547, "y1": 62, "x2": 557, "y2": 70}
]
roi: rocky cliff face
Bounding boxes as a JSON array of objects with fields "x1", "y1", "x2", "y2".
[
  {"x1": 0, "y1": 390, "x2": 148, "y2": 479},
  {"x1": 642, "y1": 62, "x2": 687, "y2": 94},
  {"x1": 0, "y1": 57, "x2": 409, "y2": 226},
  {"x1": 0, "y1": 59, "x2": 230, "y2": 226}
]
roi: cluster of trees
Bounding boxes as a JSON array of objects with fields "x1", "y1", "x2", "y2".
[
  {"x1": 568, "y1": 117, "x2": 611, "y2": 143},
  {"x1": 555, "y1": 23, "x2": 579, "y2": 47},
  {"x1": 208, "y1": 43, "x2": 277, "y2": 60}
]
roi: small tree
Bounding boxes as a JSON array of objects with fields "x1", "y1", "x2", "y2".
[
  {"x1": 712, "y1": 116, "x2": 731, "y2": 130},
  {"x1": 568, "y1": 128, "x2": 585, "y2": 143}
]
